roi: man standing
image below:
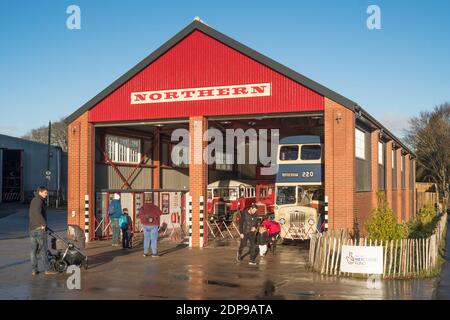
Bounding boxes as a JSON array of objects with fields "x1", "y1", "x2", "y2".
[
  {"x1": 237, "y1": 204, "x2": 259, "y2": 265},
  {"x1": 139, "y1": 197, "x2": 162, "y2": 258},
  {"x1": 29, "y1": 186, "x2": 56, "y2": 275},
  {"x1": 108, "y1": 193, "x2": 122, "y2": 247}
]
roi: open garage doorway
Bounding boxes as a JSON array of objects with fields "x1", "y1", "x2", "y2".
[
  {"x1": 92, "y1": 120, "x2": 190, "y2": 241},
  {"x1": 1, "y1": 149, "x2": 23, "y2": 202},
  {"x1": 205, "y1": 113, "x2": 324, "y2": 246}
]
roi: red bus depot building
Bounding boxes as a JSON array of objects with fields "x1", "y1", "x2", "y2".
[{"x1": 65, "y1": 20, "x2": 416, "y2": 247}]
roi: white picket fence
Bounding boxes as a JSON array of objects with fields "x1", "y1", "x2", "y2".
[{"x1": 309, "y1": 212, "x2": 447, "y2": 278}]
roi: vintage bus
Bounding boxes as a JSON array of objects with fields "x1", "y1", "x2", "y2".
[
  {"x1": 207, "y1": 180, "x2": 256, "y2": 221},
  {"x1": 274, "y1": 135, "x2": 324, "y2": 240}
]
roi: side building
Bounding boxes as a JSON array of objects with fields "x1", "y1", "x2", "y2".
[{"x1": 0, "y1": 134, "x2": 67, "y2": 204}]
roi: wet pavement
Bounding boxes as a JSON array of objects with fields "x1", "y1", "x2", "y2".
[
  {"x1": 436, "y1": 215, "x2": 450, "y2": 299},
  {"x1": 0, "y1": 203, "x2": 442, "y2": 300}
]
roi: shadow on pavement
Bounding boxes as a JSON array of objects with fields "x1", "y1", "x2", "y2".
[
  {"x1": 87, "y1": 247, "x2": 136, "y2": 269},
  {"x1": 158, "y1": 243, "x2": 188, "y2": 256}
]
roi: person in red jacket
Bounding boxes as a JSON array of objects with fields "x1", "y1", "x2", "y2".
[
  {"x1": 139, "y1": 197, "x2": 162, "y2": 258},
  {"x1": 262, "y1": 217, "x2": 281, "y2": 254}
]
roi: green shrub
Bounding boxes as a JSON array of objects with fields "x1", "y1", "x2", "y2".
[
  {"x1": 408, "y1": 203, "x2": 439, "y2": 239},
  {"x1": 366, "y1": 194, "x2": 409, "y2": 241}
]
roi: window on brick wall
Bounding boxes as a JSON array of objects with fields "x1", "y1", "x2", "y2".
[
  {"x1": 355, "y1": 128, "x2": 366, "y2": 160},
  {"x1": 106, "y1": 134, "x2": 141, "y2": 164},
  {"x1": 392, "y1": 148, "x2": 397, "y2": 190},
  {"x1": 401, "y1": 154, "x2": 406, "y2": 189},
  {"x1": 378, "y1": 141, "x2": 386, "y2": 190},
  {"x1": 355, "y1": 126, "x2": 371, "y2": 192}
]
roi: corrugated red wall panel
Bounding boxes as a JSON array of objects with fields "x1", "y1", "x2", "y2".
[{"x1": 89, "y1": 30, "x2": 324, "y2": 122}]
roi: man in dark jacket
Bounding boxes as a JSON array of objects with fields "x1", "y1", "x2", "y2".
[
  {"x1": 236, "y1": 204, "x2": 259, "y2": 265},
  {"x1": 29, "y1": 186, "x2": 56, "y2": 275}
]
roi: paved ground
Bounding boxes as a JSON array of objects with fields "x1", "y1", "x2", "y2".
[
  {"x1": 436, "y1": 215, "x2": 450, "y2": 299},
  {"x1": 0, "y1": 203, "x2": 442, "y2": 300}
]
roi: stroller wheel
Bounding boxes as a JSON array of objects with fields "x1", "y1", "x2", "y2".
[{"x1": 55, "y1": 260, "x2": 68, "y2": 273}]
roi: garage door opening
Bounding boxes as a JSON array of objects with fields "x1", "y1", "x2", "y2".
[
  {"x1": 93, "y1": 121, "x2": 190, "y2": 241},
  {"x1": 205, "y1": 113, "x2": 324, "y2": 246},
  {"x1": 1, "y1": 149, "x2": 23, "y2": 202}
]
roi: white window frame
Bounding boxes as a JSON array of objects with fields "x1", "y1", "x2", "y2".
[
  {"x1": 106, "y1": 134, "x2": 141, "y2": 164},
  {"x1": 355, "y1": 128, "x2": 366, "y2": 160},
  {"x1": 392, "y1": 149, "x2": 395, "y2": 169},
  {"x1": 378, "y1": 142, "x2": 384, "y2": 165}
]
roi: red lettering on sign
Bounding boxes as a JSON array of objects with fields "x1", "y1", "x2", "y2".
[
  {"x1": 165, "y1": 91, "x2": 179, "y2": 99},
  {"x1": 133, "y1": 94, "x2": 147, "y2": 102},
  {"x1": 197, "y1": 89, "x2": 214, "y2": 97},
  {"x1": 180, "y1": 90, "x2": 196, "y2": 98},
  {"x1": 216, "y1": 88, "x2": 230, "y2": 96},
  {"x1": 149, "y1": 93, "x2": 162, "y2": 101},
  {"x1": 251, "y1": 85, "x2": 267, "y2": 94},
  {"x1": 232, "y1": 87, "x2": 248, "y2": 95}
]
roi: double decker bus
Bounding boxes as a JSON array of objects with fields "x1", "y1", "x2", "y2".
[{"x1": 274, "y1": 135, "x2": 324, "y2": 240}]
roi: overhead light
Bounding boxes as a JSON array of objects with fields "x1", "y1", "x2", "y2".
[
  {"x1": 220, "y1": 121, "x2": 231, "y2": 124},
  {"x1": 155, "y1": 124, "x2": 164, "y2": 127}
]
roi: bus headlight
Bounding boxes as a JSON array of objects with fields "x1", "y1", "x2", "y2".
[{"x1": 279, "y1": 218, "x2": 286, "y2": 225}]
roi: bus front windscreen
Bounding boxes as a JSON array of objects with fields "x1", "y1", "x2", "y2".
[{"x1": 276, "y1": 186, "x2": 296, "y2": 205}]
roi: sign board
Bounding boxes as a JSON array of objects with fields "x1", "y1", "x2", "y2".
[
  {"x1": 131, "y1": 83, "x2": 271, "y2": 105},
  {"x1": 340, "y1": 245, "x2": 383, "y2": 274}
]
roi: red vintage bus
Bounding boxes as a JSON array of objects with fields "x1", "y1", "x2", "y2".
[
  {"x1": 207, "y1": 178, "x2": 276, "y2": 221},
  {"x1": 207, "y1": 180, "x2": 255, "y2": 221}
]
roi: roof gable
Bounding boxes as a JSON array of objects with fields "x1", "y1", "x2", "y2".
[{"x1": 65, "y1": 20, "x2": 356, "y2": 124}]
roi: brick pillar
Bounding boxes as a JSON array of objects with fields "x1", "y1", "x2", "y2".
[
  {"x1": 189, "y1": 116, "x2": 208, "y2": 248},
  {"x1": 67, "y1": 112, "x2": 94, "y2": 239},
  {"x1": 324, "y1": 98, "x2": 355, "y2": 232},
  {"x1": 153, "y1": 127, "x2": 160, "y2": 189},
  {"x1": 371, "y1": 130, "x2": 379, "y2": 208},
  {"x1": 385, "y1": 141, "x2": 393, "y2": 207}
]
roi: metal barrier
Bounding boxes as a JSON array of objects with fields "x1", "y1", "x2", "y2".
[{"x1": 205, "y1": 219, "x2": 241, "y2": 245}]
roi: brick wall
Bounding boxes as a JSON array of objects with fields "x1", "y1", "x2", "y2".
[
  {"x1": 67, "y1": 112, "x2": 94, "y2": 239},
  {"x1": 324, "y1": 98, "x2": 355, "y2": 231}
]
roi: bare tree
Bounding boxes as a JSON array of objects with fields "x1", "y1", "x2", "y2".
[
  {"x1": 405, "y1": 103, "x2": 450, "y2": 204},
  {"x1": 22, "y1": 119, "x2": 68, "y2": 152}
]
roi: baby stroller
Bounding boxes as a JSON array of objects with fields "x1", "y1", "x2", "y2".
[{"x1": 47, "y1": 226, "x2": 89, "y2": 273}]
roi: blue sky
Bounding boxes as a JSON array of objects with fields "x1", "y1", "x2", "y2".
[{"x1": 0, "y1": 0, "x2": 449, "y2": 138}]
